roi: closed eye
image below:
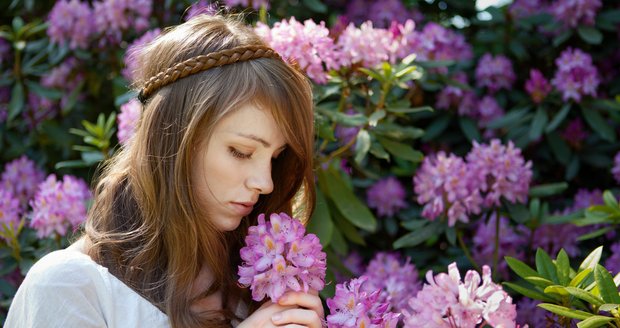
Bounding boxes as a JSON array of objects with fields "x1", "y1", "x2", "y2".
[{"x1": 229, "y1": 147, "x2": 252, "y2": 159}]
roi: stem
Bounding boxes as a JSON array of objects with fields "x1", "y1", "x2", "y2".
[
  {"x1": 376, "y1": 80, "x2": 392, "y2": 110},
  {"x1": 457, "y1": 229, "x2": 481, "y2": 272},
  {"x1": 258, "y1": 5, "x2": 267, "y2": 24},
  {"x1": 324, "y1": 136, "x2": 357, "y2": 164}
]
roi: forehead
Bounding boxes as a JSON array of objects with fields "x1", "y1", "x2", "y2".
[{"x1": 210, "y1": 103, "x2": 286, "y2": 145}]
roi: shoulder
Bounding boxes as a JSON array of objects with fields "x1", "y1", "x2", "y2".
[{"x1": 26, "y1": 248, "x2": 105, "y2": 285}]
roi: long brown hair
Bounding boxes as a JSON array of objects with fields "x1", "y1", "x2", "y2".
[{"x1": 84, "y1": 14, "x2": 315, "y2": 327}]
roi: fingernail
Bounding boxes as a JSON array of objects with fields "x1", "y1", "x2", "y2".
[{"x1": 272, "y1": 313, "x2": 282, "y2": 322}]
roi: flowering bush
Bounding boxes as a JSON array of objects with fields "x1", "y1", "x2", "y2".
[{"x1": 2, "y1": 0, "x2": 620, "y2": 326}]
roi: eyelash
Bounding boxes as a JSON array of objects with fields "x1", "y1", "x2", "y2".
[{"x1": 229, "y1": 147, "x2": 252, "y2": 159}]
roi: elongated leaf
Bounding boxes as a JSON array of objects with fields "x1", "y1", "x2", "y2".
[
  {"x1": 602, "y1": 190, "x2": 618, "y2": 208},
  {"x1": 369, "y1": 142, "x2": 390, "y2": 161},
  {"x1": 526, "y1": 276, "x2": 554, "y2": 289},
  {"x1": 323, "y1": 169, "x2": 376, "y2": 232},
  {"x1": 570, "y1": 268, "x2": 593, "y2": 288},
  {"x1": 332, "y1": 210, "x2": 365, "y2": 246},
  {"x1": 354, "y1": 130, "x2": 370, "y2": 164},
  {"x1": 546, "y1": 103, "x2": 571, "y2": 133},
  {"x1": 578, "y1": 227, "x2": 614, "y2": 241},
  {"x1": 599, "y1": 304, "x2": 619, "y2": 312},
  {"x1": 544, "y1": 285, "x2": 569, "y2": 296},
  {"x1": 386, "y1": 106, "x2": 433, "y2": 114},
  {"x1": 421, "y1": 115, "x2": 451, "y2": 141},
  {"x1": 529, "y1": 106, "x2": 548, "y2": 141},
  {"x1": 537, "y1": 303, "x2": 592, "y2": 320},
  {"x1": 556, "y1": 249, "x2": 571, "y2": 285},
  {"x1": 529, "y1": 182, "x2": 569, "y2": 198},
  {"x1": 594, "y1": 265, "x2": 620, "y2": 304},
  {"x1": 505, "y1": 202, "x2": 530, "y2": 223},
  {"x1": 580, "y1": 246, "x2": 603, "y2": 271},
  {"x1": 564, "y1": 286, "x2": 604, "y2": 306},
  {"x1": 378, "y1": 137, "x2": 423, "y2": 162},
  {"x1": 581, "y1": 107, "x2": 616, "y2": 142},
  {"x1": 487, "y1": 107, "x2": 531, "y2": 129},
  {"x1": 8, "y1": 82, "x2": 24, "y2": 122},
  {"x1": 307, "y1": 189, "x2": 333, "y2": 247},
  {"x1": 503, "y1": 282, "x2": 557, "y2": 302},
  {"x1": 368, "y1": 110, "x2": 385, "y2": 127},
  {"x1": 546, "y1": 132, "x2": 571, "y2": 164},
  {"x1": 536, "y1": 248, "x2": 559, "y2": 283},
  {"x1": 576, "y1": 315, "x2": 613, "y2": 328},
  {"x1": 577, "y1": 26, "x2": 603, "y2": 45},
  {"x1": 505, "y1": 256, "x2": 539, "y2": 280},
  {"x1": 459, "y1": 117, "x2": 481, "y2": 141},
  {"x1": 329, "y1": 226, "x2": 347, "y2": 256},
  {"x1": 302, "y1": 0, "x2": 327, "y2": 12},
  {"x1": 393, "y1": 222, "x2": 441, "y2": 249}
]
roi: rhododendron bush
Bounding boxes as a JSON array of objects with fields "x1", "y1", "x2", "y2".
[{"x1": 2, "y1": 0, "x2": 620, "y2": 326}]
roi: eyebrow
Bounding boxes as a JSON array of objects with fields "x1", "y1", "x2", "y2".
[{"x1": 236, "y1": 133, "x2": 287, "y2": 150}]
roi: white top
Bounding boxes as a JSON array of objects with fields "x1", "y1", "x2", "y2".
[{"x1": 5, "y1": 247, "x2": 170, "y2": 328}]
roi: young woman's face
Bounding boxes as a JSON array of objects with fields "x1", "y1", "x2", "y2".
[{"x1": 192, "y1": 103, "x2": 287, "y2": 231}]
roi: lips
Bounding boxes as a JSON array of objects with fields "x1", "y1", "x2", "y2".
[{"x1": 230, "y1": 201, "x2": 255, "y2": 216}]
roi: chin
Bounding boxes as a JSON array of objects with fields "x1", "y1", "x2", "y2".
[{"x1": 217, "y1": 217, "x2": 243, "y2": 232}]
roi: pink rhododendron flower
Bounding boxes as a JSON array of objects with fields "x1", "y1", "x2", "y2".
[
  {"x1": 238, "y1": 213, "x2": 326, "y2": 302},
  {"x1": 117, "y1": 99, "x2": 142, "y2": 144},
  {"x1": 551, "y1": 0, "x2": 602, "y2": 28},
  {"x1": 552, "y1": 48, "x2": 599, "y2": 102},
  {"x1": 366, "y1": 177, "x2": 408, "y2": 217},
  {"x1": 475, "y1": 53, "x2": 516, "y2": 93},
  {"x1": 47, "y1": 0, "x2": 96, "y2": 49},
  {"x1": 1, "y1": 155, "x2": 46, "y2": 209},
  {"x1": 402, "y1": 262, "x2": 517, "y2": 328},
  {"x1": 525, "y1": 69, "x2": 551, "y2": 104},
  {"x1": 362, "y1": 252, "x2": 420, "y2": 313},
  {"x1": 123, "y1": 28, "x2": 161, "y2": 82},
  {"x1": 326, "y1": 275, "x2": 400, "y2": 328},
  {"x1": 0, "y1": 189, "x2": 22, "y2": 239}
]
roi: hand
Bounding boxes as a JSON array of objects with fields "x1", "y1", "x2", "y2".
[{"x1": 238, "y1": 291, "x2": 324, "y2": 328}]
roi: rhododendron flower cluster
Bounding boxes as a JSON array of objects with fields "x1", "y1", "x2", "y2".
[
  {"x1": 326, "y1": 276, "x2": 400, "y2": 328},
  {"x1": 362, "y1": 252, "x2": 420, "y2": 313},
  {"x1": 47, "y1": 0, "x2": 96, "y2": 49},
  {"x1": 1, "y1": 155, "x2": 46, "y2": 208},
  {"x1": 612, "y1": 151, "x2": 620, "y2": 184},
  {"x1": 117, "y1": 99, "x2": 142, "y2": 144},
  {"x1": 435, "y1": 72, "x2": 478, "y2": 116},
  {"x1": 406, "y1": 22, "x2": 473, "y2": 72},
  {"x1": 366, "y1": 177, "x2": 407, "y2": 217},
  {"x1": 552, "y1": 48, "x2": 599, "y2": 102},
  {"x1": 403, "y1": 262, "x2": 517, "y2": 328},
  {"x1": 122, "y1": 29, "x2": 161, "y2": 82},
  {"x1": 30, "y1": 174, "x2": 91, "y2": 238},
  {"x1": 414, "y1": 139, "x2": 532, "y2": 226},
  {"x1": 475, "y1": 53, "x2": 516, "y2": 93},
  {"x1": 0, "y1": 189, "x2": 22, "y2": 238},
  {"x1": 524, "y1": 69, "x2": 551, "y2": 104},
  {"x1": 93, "y1": 0, "x2": 152, "y2": 46},
  {"x1": 238, "y1": 213, "x2": 326, "y2": 302},
  {"x1": 551, "y1": 0, "x2": 602, "y2": 28},
  {"x1": 225, "y1": 0, "x2": 269, "y2": 10}
]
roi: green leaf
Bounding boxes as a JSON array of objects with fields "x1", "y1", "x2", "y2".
[
  {"x1": 374, "y1": 123, "x2": 425, "y2": 140},
  {"x1": 329, "y1": 226, "x2": 348, "y2": 256},
  {"x1": 529, "y1": 182, "x2": 569, "y2": 198},
  {"x1": 509, "y1": 39, "x2": 528, "y2": 60},
  {"x1": 386, "y1": 106, "x2": 433, "y2": 114},
  {"x1": 421, "y1": 115, "x2": 451, "y2": 142},
  {"x1": 354, "y1": 130, "x2": 370, "y2": 164},
  {"x1": 322, "y1": 169, "x2": 376, "y2": 232},
  {"x1": 395, "y1": 65, "x2": 417, "y2": 78},
  {"x1": 556, "y1": 249, "x2": 571, "y2": 285},
  {"x1": 401, "y1": 219, "x2": 427, "y2": 231},
  {"x1": 544, "y1": 285, "x2": 569, "y2": 296},
  {"x1": 546, "y1": 103, "x2": 571, "y2": 133},
  {"x1": 577, "y1": 26, "x2": 603, "y2": 45},
  {"x1": 307, "y1": 188, "x2": 333, "y2": 247},
  {"x1": 393, "y1": 221, "x2": 442, "y2": 249},
  {"x1": 503, "y1": 282, "x2": 557, "y2": 302},
  {"x1": 546, "y1": 132, "x2": 571, "y2": 165},
  {"x1": 8, "y1": 82, "x2": 24, "y2": 122},
  {"x1": 357, "y1": 68, "x2": 384, "y2": 83},
  {"x1": 553, "y1": 30, "x2": 573, "y2": 47},
  {"x1": 526, "y1": 276, "x2": 555, "y2": 289},
  {"x1": 581, "y1": 106, "x2": 616, "y2": 142},
  {"x1": 602, "y1": 190, "x2": 618, "y2": 208},
  {"x1": 578, "y1": 227, "x2": 614, "y2": 241},
  {"x1": 302, "y1": 0, "x2": 327, "y2": 13},
  {"x1": 537, "y1": 303, "x2": 592, "y2": 320},
  {"x1": 332, "y1": 210, "x2": 365, "y2": 246},
  {"x1": 594, "y1": 264, "x2": 620, "y2": 304},
  {"x1": 564, "y1": 286, "x2": 604, "y2": 306},
  {"x1": 580, "y1": 246, "x2": 603, "y2": 271},
  {"x1": 369, "y1": 142, "x2": 390, "y2": 161},
  {"x1": 377, "y1": 137, "x2": 423, "y2": 162},
  {"x1": 529, "y1": 106, "x2": 548, "y2": 141},
  {"x1": 458, "y1": 117, "x2": 481, "y2": 141},
  {"x1": 505, "y1": 256, "x2": 539, "y2": 280},
  {"x1": 487, "y1": 107, "x2": 531, "y2": 129},
  {"x1": 368, "y1": 110, "x2": 385, "y2": 127},
  {"x1": 570, "y1": 268, "x2": 593, "y2": 287},
  {"x1": 576, "y1": 315, "x2": 613, "y2": 328},
  {"x1": 536, "y1": 248, "x2": 559, "y2": 283},
  {"x1": 505, "y1": 201, "x2": 530, "y2": 223}
]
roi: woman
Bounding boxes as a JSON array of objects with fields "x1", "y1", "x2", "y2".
[{"x1": 6, "y1": 14, "x2": 323, "y2": 328}]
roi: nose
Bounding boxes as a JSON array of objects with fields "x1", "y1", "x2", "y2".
[{"x1": 246, "y1": 160, "x2": 274, "y2": 195}]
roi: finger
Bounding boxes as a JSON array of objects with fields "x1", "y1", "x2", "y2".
[
  {"x1": 277, "y1": 325, "x2": 305, "y2": 328},
  {"x1": 278, "y1": 292, "x2": 324, "y2": 318},
  {"x1": 272, "y1": 308, "x2": 322, "y2": 328}
]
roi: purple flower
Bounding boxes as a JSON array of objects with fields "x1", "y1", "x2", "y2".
[
  {"x1": 477, "y1": 95, "x2": 505, "y2": 129},
  {"x1": 435, "y1": 72, "x2": 478, "y2": 117},
  {"x1": 0, "y1": 87, "x2": 9, "y2": 123},
  {"x1": 184, "y1": 1, "x2": 218, "y2": 21},
  {"x1": 256, "y1": 18, "x2": 339, "y2": 84},
  {"x1": 238, "y1": 213, "x2": 326, "y2": 302},
  {"x1": 363, "y1": 252, "x2": 420, "y2": 314},
  {"x1": 475, "y1": 53, "x2": 516, "y2": 93},
  {"x1": 407, "y1": 22, "x2": 473, "y2": 74},
  {"x1": 413, "y1": 151, "x2": 483, "y2": 226},
  {"x1": 466, "y1": 139, "x2": 533, "y2": 208},
  {"x1": 613, "y1": 151, "x2": 620, "y2": 184},
  {"x1": 366, "y1": 177, "x2": 408, "y2": 217},
  {"x1": 122, "y1": 29, "x2": 161, "y2": 82},
  {"x1": 551, "y1": 48, "x2": 599, "y2": 102},
  {"x1": 525, "y1": 69, "x2": 552, "y2": 104},
  {"x1": 334, "y1": 251, "x2": 366, "y2": 283},
  {"x1": 516, "y1": 298, "x2": 551, "y2": 327},
  {"x1": 510, "y1": 0, "x2": 549, "y2": 18},
  {"x1": 93, "y1": 0, "x2": 153, "y2": 47},
  {"x1": 47, "y1": 0, "x2": 96, "y2": 49},
  {"x1": 326, "y1": 275, "x2": 400, "y2": 328},
  {"x1": 334, "y1": 109, "x2": 361, "y2": 147},
  {"x1": 402, "y1": 262, "x2": 517, "y2": 328},
  {"x1": 117, "y1": 99, "x2": 142, "y2": 144},
  {"x1": 1, "y1": 155, "x2": 46, "y2": 209},
  {"x1": 0, "y1": 37, "x2": 11, "y2": 67},
  {"x1": 561, "y1": 118, "x2": 589, "y2": 148},
  {"x1": 367, "y1": 0, "x2": 417, "y2": 28},
  {"x1": 551, "y1": 0, "x2": 602, "y2": 28},
  {"x1": 30, "y1": 174, "x2": 91, "y2": 238},
  {"x1": 22, "y1": 93, "x2": 58, "y2": 129},
  {"x1": 531, "y1": 223, "x2": 582, "y2": 257},
  {"x1": 336, "y1": 21, "x2": 394, "y2": 68},
  {"x1": 605, "y1": 242, "x2": 620, "y2": 274},
  {"x1": 224, "y1": 0, "x2": 269, "y2": 9},
  {"x1": 572, "y1": 188, "x2": 603, "y2": 211},
  {"x1": 41, "y1": 57, "x2": 85, "y2": 109},
  {"x1": 472, "y1": 215, "x2": 529, "y2": 279},
  {"x1": 0, "y1": 189, "x2": 22, "y2": 238}
]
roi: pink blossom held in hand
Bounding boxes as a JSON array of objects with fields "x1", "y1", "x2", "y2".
[
  {"x1": 551, "y1": 48, "x2": 599, "y2": 102},
  {"x1": 237, "y1": 213, "x2": 326, "y2": 302},
  {"x1": 255, "y1": 18, "x2": 339, "y2": 84},
  {"x1": 117, "y1": 99, "x2": 142, "y2": 144},
  {"x1": 1, "y1": 155, "x2": 46, "y2": 209},
  {"x1": 466, "y1": 139, "x2": 532, "y2": 208},
  {"x1": 475, "y1": 53, "x2": 516, "y2": 93},
  {"x1": 413, "y1": 152, "x2": 482, "y2": 226},
  {"x1": 29, "y1": 175, "x2": 91, "y2": 238},
  {"x1": 326, "y1": 275, "x2": 400, "y2": 328},
  {"x1": 402, "y1": 262, "x2": 517, "y2": 328},
  {"x1": 524, "y1": 69, "x2": 551, "y2": 104},
  {"x1": 366, "y1": 177, "x2": 408, "y2": 217},
  {"x1": 47, "y1": 0, "x2": 96, "y2": 49},
  {"x1": 362, "y1": 252, "x2": 420, "y2": 314}
]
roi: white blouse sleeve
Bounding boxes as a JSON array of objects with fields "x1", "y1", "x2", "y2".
[{"x1": 5, "y1": 250, "x2": 109, "y2": 328}]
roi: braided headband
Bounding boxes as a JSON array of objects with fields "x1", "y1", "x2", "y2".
[{"x1": 137, "y1": 45, "x2": 282, "y2": 104}]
